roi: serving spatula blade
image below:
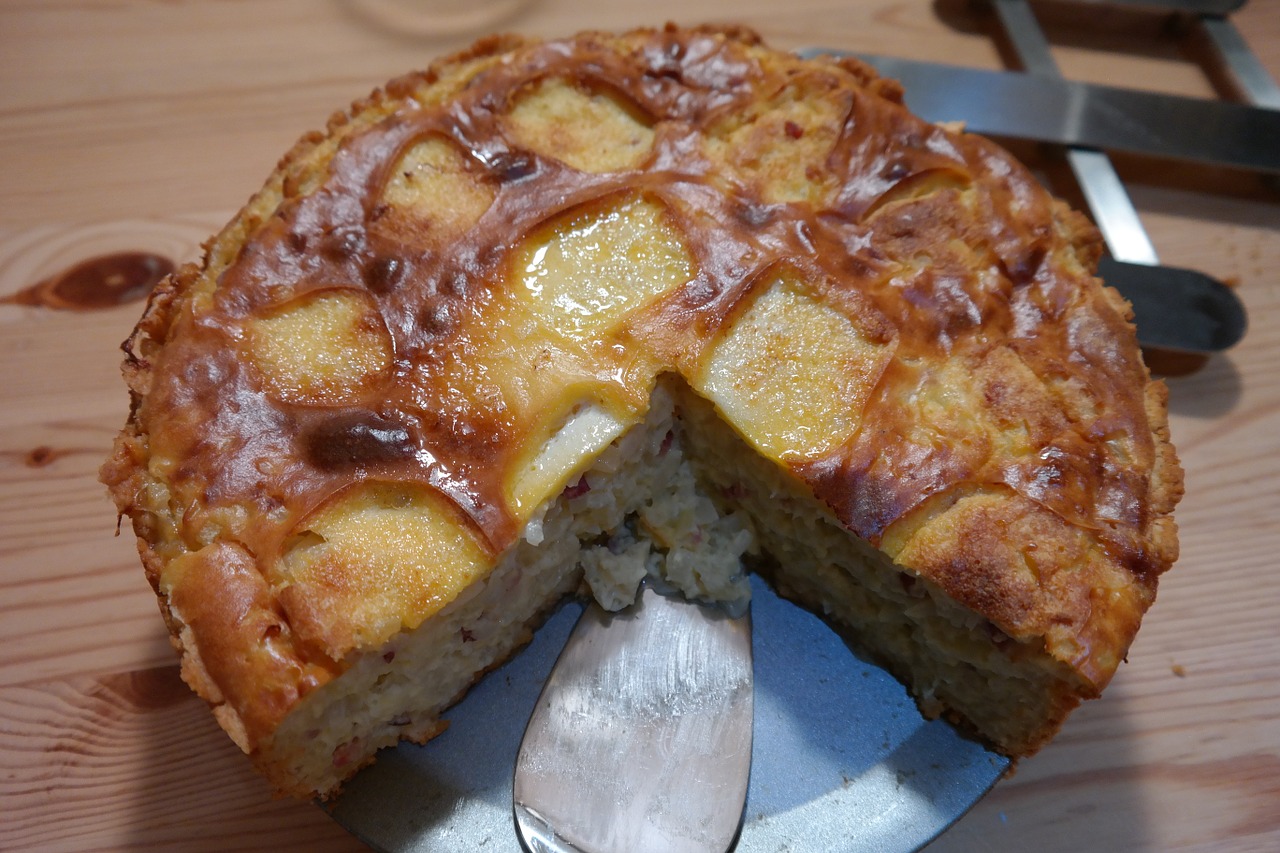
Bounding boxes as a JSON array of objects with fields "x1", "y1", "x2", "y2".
[{"x1": 513, "y1": 583, "x2": 753, "y2": 853}]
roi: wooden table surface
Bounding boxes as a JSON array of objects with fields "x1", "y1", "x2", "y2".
[{"x1": 2, "y1": 1, "x2": 1278, "y2": 850}]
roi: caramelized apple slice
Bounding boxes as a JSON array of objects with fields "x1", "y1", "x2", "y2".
[
  {"x1": 512, "y1": 193, "x2": 694, "y2": 343},
  {"x1": 377, "y1": 136, "x2": 495, "y2": 244},
  {"x1": 506, "y1": 78, "x2": 655, "y2": 173},
  {"x1": 506, "y1": 401, "x2": 630, "y2": 515},
  {"x1": 275, "y1": 481, "x2": 490, "y2": 658},
  {"x1": 246, "y1": 289, "x2": 392, "y2": 405},
  {"x1": 695, "y1": 267, "x2": 893, "y2": 461}
]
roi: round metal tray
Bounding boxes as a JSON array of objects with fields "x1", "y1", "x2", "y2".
[{"x1": 329, "y1": 574, "x2": 1008, "y2": 851}]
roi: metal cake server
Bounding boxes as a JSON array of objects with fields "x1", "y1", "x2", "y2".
[{"x1": 513, "y1": 583, "x2": 753, "y2": 853}]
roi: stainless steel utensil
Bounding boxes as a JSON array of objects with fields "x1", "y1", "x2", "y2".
[
  {"x1": 851, "y1": 54, "x2": 1280, "y2": 175},
  {"x1": 513, "y1": 584, "x2": 754, "y2": 853},
  {"x1": 329, "y1": 574, "x2": 1008, "y2": 852}
]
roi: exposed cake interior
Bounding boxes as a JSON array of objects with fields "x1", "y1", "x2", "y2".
[
  {"x1": 263, "y1": 377, "x2": 1083, "y2": 797},
  {"x1": 675, "y1": 386, "x2": 1087, "y2": 754},
  {"x1": 261, "y1": 381, "x2": 757, "y2": 796}
]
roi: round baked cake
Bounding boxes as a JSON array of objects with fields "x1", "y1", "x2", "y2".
[{"x1": 102, "y1": 24, "x2": 1182, "y2": 799}]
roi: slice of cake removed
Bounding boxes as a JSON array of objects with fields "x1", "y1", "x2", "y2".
[{"x1": 102, "y1": 24, "x2": 1181, "y2": 799}]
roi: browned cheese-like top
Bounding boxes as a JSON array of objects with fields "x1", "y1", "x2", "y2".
[{"x1": 103, "y1": 25, "x2": 1181, "y2": 751}]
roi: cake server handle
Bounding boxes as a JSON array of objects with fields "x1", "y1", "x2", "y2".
[{"x1": 513, "y1": 582, "x2": 754, "y2": 853}]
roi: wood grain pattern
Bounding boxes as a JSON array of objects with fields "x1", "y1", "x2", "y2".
[{"x1": 1, "y1": 0, "x2": 1277, "y2": 850}]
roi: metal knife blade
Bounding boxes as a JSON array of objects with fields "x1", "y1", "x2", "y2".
[
  {"x1": 513, "y1": 584, "x2": 753, "y2": 853},
  {"x1": 804, "y1": 51, "x2": 1280, "y2": 175}
]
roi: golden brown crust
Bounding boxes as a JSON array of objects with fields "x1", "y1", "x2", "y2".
[{"x1": 102, "y1": 24, "x2": 1181, "y2": 779}]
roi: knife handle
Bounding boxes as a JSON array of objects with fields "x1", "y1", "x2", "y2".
[{"x1": 1098, "y1": 257, "x2": 1246, "y2": 353}]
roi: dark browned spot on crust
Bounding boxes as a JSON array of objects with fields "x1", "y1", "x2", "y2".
[{"x1": 305, "y1": 412, "x2": 416, "y2": 470}]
